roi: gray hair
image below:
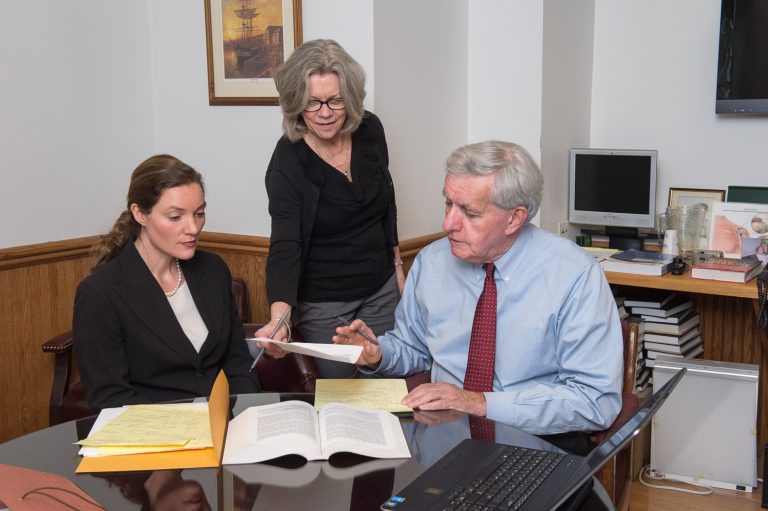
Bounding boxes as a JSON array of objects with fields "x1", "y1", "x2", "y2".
[
  {"x1": 445, "y1": 140, "x2": 543, "y2": 220},
  {"x1": 274, "y1": 39, "x2": 366, "y2": 142}
]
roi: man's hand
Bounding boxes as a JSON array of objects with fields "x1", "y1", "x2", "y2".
[
  {"x1": 402, "y1": 382, "x2": 487, "y2": 417},
  {"x1": 332, "y1": 319, "x2": 382, "y2": 366}
]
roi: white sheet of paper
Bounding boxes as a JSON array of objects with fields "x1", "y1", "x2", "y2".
[{"x1": 246, "y1": 338, "x2": 362, "y2": 364}]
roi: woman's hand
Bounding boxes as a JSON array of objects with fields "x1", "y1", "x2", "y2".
[{"x1": 254, "y1": 303, "x2": 292, "y2": 358}]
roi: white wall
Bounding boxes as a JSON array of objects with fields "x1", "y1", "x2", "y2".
[
  {"x1": 468, "y1": 0, "x2": 544, "y2": 225},
  {"x1": 468, "y1": 1, "x2": 543, "y2": 158},
  {"x1": 590, "y1": 0, "x2": 768, "y2": 205},
  {"x1": 0, "y1": 1, "x2": 155, "y2": 245},
  {"x1": 540, "y1": 0, "x2": 595, "y2": 233},
  {"x1": 374, "y1": 0, "x2": 468, "y2": 239}
]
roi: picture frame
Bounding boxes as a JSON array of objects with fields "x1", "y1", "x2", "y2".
[
  {"x1": 668, "y1": 188, "x2": 725, "y2": 249},
  {"x1": 205, "y1": 0, "x2": 303, "y2": 106}
]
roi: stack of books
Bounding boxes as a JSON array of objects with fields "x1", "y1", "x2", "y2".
[
  {"x1": 629, "y1": 293, "x2": 694, "y2": 320},
  {"x1": 641, "y1": 236, "x2": 662, "y2": 253},
  {"x1": 690, "y1": 255, "x2": 764, "y2": 283},
  {"x1": 624, "y1": 290, "x2": 702, "y2": 368},
  {"x1": 627, "y1": 317, "x2": 651, "y2": 393},
  {"x1": 614, "y1": 295, "x2": 629, "y2": 320},
  {"x1": 590, "y1": 234, "x2": 611, "y2": 249},
  {"x1": 600, "y1": 249, "x2": 676, "y2": 276},
  {"x1": 644, "y1": 320, "x2": 703, "y2": 363}
]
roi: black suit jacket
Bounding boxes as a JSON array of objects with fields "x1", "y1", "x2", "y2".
[{"x1": 73, "y1": 242, "x2": 259, "y2": 410}]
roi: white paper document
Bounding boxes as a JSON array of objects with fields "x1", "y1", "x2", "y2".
[{"x1": 246, "y1": 338, "x2": 362, "y2": 364}]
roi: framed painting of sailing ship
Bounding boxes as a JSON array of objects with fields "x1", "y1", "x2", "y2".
[{"x1": 205, "y1": 0, "x2": 303, "y2": 105}]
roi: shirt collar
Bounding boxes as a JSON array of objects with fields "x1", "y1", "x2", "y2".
[{"x1": 475, "y1": 223, "x2": 535, "y2": 287}]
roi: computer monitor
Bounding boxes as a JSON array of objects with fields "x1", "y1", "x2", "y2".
[{"x1": 568, "y1": 148, "x2": 658, "y2": 229}]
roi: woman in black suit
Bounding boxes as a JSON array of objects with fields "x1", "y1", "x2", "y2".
[{"x1": 73, "y1": 155, "x2": 259, "y2": 411}]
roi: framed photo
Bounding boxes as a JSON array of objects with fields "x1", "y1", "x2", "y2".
[
  {"x1": 205, "y1": 0, "x2": 303, "y2": 105},
  {"x1": 709, "y1": 201, "x2": 768, "y2": 258},
  {"x1": 668, "y1": 188, "x2": 725, "y2": 249}
]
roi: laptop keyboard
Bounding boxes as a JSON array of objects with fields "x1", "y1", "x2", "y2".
[{"x1": 439, "y1": 446, "x2": 567, "y2": 511}]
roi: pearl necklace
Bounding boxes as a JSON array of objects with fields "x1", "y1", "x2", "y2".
[{"x1": 164, "y1": 259, "x2": 183, "y2": 297}]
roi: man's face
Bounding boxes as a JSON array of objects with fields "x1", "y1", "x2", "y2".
[{"x1": 441, "y1": 173, "x2": 527, "y2": 263}]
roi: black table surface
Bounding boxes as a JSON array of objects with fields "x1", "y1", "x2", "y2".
[{"x1": 0, "y1": 393, "x2": 613, "y2": 510}]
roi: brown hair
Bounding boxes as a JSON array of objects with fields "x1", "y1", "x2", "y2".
[{"x1": 91, "y1": 154, "x2": 204, "y2": 269}]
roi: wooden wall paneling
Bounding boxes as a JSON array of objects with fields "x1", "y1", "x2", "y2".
[{"x1": 0, "y1": 253, "x2": 93, "y2": 442}]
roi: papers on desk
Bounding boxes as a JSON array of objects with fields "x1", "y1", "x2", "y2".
[
  {"x1": 75, "y1": 370, "x2": 230, "y2": 473},
  {"x1": 77, "y1": 403, "x2": 212, "y2": 457},
  {"x1": 314, "y1": 378, "x2": 413, "y2": 415},
  {"x1": 582, "y1": 247, "x2": 620, "y2": 262},
  {"x1": 246, "y1": 337, "x2": 363, "y2": 364}
]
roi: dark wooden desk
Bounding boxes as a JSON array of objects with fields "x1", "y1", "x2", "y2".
[
  {"x1": 605, "y1": 270, "x2": 766, "y2": 475},
  {"x1": 0, "y1": 393, "x2": 613, "y2": 511}
]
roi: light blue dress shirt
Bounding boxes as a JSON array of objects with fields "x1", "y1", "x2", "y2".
[{"x1": 373, "y1": 224, "x2": 623, "y2": 435}]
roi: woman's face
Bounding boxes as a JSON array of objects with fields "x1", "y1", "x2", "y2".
[
  {"x1": 132, "y1": 183, "x2": 206, "y2": 262},
  {"x1": 301, "y1": 72, "x2": 346, "y2": 142}
]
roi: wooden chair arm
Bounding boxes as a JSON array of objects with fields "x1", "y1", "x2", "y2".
[{"x1": 41, "y1": 331, "x2": 74, "y2": 353}]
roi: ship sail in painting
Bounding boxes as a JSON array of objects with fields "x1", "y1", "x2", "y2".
[{"x1": 222, "y1": 0, "x2": 284, "y2": 79}]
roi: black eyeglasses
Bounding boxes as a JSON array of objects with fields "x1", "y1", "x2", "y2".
[{"x1": 304, "y1": 98, "x2": 345, "y2": 112}]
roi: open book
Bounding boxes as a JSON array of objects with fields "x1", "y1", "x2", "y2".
[{"x1": 222, "y1": 401, "x2": 411, "y2": 465}]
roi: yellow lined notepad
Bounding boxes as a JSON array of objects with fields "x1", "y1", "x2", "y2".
[{"x1": 314, "y1": 378, "x2": 412, "y2": 414}]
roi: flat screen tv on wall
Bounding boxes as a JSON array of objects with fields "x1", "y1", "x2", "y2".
[{"x1": 716, "y1": 0, "x2": 768, "y2": 114}]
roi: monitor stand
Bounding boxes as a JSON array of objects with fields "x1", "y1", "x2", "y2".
[
  {"x1": 605, "y1": 226, "x2": 639, "y2": 238},
  {"x1": 609, "y1": 236, "x2": 642, "y2": 250},
  {"x1": 605, "y1": 227, "x2": 641, "y2": 250}
]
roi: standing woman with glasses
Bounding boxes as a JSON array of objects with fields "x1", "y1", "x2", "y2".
[{"x1": 254, "y1": 39, "x2": 403, "y2": 378}]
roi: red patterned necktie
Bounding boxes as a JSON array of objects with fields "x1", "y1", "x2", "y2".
[{"x1": 464, "y1": 262, "x2": 497, "y2": 441}]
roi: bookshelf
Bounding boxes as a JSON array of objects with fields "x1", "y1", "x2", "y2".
[
  {"x1": 606, "y1": 268, "x2": 766, "y2": 479},
  {"x1": 605, "y1": 270, "x2": 758, "y2": 299}
]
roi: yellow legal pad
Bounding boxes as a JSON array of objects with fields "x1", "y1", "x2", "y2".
[
  {"x1": 75, "y1": 370, "x2": 229, "y2": 473},
  {"x1": 314, "y1": 378, "x2": 413, "y2": 415}
]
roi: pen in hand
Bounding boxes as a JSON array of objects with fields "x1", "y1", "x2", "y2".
[
  {"x1": 336, "y1": 315, "x2": 379, "y2": 346},
  {"x1": 250, "y1": 308, "x2": 290, "y2": 371}
]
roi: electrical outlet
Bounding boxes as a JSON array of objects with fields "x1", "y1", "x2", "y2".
[{"x1": 558, "y1": 221, "x2": 570, "y2": 238}]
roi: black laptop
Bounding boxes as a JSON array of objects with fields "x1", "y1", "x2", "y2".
[{"x1": 381, "y1": 368, "x2": 686, "y2": 511}]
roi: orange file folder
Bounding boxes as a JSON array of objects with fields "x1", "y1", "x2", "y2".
[{"x1": 76, "y1": 370, "x2": 229, "y2": 473}]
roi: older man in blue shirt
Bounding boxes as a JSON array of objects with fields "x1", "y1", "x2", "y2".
[{"x1": 334, "y1": 140, "x2": 622, "y2": 441}]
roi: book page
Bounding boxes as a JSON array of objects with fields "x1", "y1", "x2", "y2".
[
  {"x1": 223, "y1": 401, "x2": 323, "y2": 464},
  {"x1": 314, "y1": 379, "x2": 412, "y2": 414},
  {"x1": 318, "y1": 404, "x2": 411, "y2": 460}
]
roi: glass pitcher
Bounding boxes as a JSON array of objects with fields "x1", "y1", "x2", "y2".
[{"x1": 656, "y1": 203, "x2": 708, "y2": 259}]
